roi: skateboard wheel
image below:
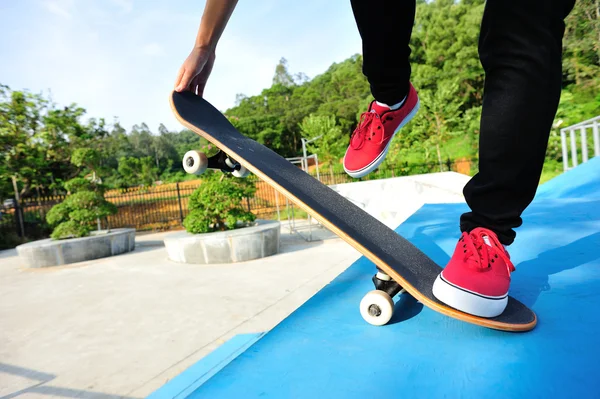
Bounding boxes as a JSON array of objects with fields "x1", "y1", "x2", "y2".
[
  {"x1": 225, "y1": 157, "x2": 236, "y2": 169},
  {"x1": 183, "y1": 150, "x2": 208, "y2": 175},
  {"x1": 232, "y1": 165, "x2": 250, "y2": 178},
  {"x1": 360, "y1": 290, "x2": 394, "y2": 326}
]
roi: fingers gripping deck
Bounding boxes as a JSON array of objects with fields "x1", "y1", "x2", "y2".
[{"x1": 170, "y1": 90, "x2": 536, "y2": 331}]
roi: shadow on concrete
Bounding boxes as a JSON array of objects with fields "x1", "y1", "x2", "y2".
[
  {"x1": 0, "y1": 249, "x2": 17, "y2": 260},
  {"x1": 276, "y1": 226, "x2": 342, "y2": 254},
  {"x1": 130, "y1": 240, "x2": 166, "y2": 255},
  {"x1": 0, "y1": 363, "x2": 140, "y2": 399},
  {"x1": 135, "y1": 240, "x2": 165, "y2": 248},
  {"x1": 278, "y1": 234, "x2": 324, "y2": 254},
  {"x1": 389, "y1": 292, "x2": 424, "y2": 325}
]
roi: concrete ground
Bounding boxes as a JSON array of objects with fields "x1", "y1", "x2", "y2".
[{"x1": 0, "y1": 221, "x2": 360, "y2": 398}]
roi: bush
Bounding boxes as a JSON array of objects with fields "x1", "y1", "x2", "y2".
[
  {"x1": 64, "y1": 178, "x2": 94, "y2": 193},
  {"x1": 50, "y1": 220, "x2": 90, "y2": 239},
  {"x1": 183, "y1": 172, "x2": 257, "y2": 234},
  {"x1": 46, "y1": 146, "x2": 118, "y2": 240},
  {"x1": 46, "y1": 180, "x2": 117, "y2": 240}
]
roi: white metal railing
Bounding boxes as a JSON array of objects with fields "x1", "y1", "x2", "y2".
[{"x1": 560, "y1": 115, "x2": 600, "y2": 171}]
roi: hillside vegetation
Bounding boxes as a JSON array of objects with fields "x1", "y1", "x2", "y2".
[{"x1": 1, "y1": 0, "x2": 598, "y2": 200}]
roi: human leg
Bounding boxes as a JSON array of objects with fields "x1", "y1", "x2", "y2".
[
  {"x1": 344, "y1": 0, "x2": 420, "y2": 178},
  {"x1": 433, "y1": 0, "x2": 576, "y2": 317}
]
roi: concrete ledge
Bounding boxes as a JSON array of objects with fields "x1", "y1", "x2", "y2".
[
  {"x1": 164, "y1": 220, "x2": 280, "y2": 264},
  {"x1": 16, "y1": 228, "x2": 136, "y2": 268},
  {"x1": 147, "y1": 333, "x2": 266, "y2": 399}
]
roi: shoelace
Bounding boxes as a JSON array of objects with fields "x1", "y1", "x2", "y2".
[
  {"x1": 350, "y1": 111, "x2": 384, "y2": 149},
  {"x1": 460, "y1": 229, "x2": 515, "y2": 274}
]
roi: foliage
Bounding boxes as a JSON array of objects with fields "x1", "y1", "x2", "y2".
[
  {"x1": 411, "y1": 79, "x2": 465, "y2": 169},
  {"x1": 45, "y1": 147, "x2": 117, "y2": 239},
  {"x1": 64, "y1": 177, "x2": 93, "y2": 194},
  {"x1": 226, "y1": 54, "x2": 370, "y2": 158},
  {"x1": 562, "y1": 0, "x2": 600, "y2": 88},
  {"x1": 0, "y1": 230, "x2": 22, "y2": 250},
  {"x1": 46, "y1": 188, "x2": 118, "y2": 239},
  {"x1": 299, "y1": 114, "x2": 346, "y2": 175},
  {"x1": 1, "y1": 0, "x2": 598, "y2": 204},
  {"x1": 183, "y1": 172, "x2": 256, "y2": 234},
  {"x1": 49, "y1": 220, "x2": 89, "y2": 240},
  {"x1": 117, "y1": 156, "x2": 159, "y2": 187},
  {"x1": 71, "y1": 148, "x2": 101, "y2": 173}
]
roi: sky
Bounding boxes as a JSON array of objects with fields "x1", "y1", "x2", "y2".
[{"x1": 0, "y1": 0, "x2": 363, "y2": 133}]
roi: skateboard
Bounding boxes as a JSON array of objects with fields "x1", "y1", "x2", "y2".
[{"x1": 170, "y1": 90, "x2": 537, "y2": 332}]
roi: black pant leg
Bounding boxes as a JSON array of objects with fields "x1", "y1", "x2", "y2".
[
  {"x1": 460, "y1": 0, "x2": 577, "y2": 245},
  {"x1": 350, "y1": 0, "x2": 416, "y2": 105}
]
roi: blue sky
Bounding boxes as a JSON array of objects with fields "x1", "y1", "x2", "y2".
[{"x1": 0, "y1": 0, "x2": 363, "y2": 132}]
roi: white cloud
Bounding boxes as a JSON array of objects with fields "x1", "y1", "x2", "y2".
[
  {"x1": 42, "y1": 0, "x2": 74, "y2": 19},
  {"x1": 109, "y1": 0, "x2": 133, "y2": 13}
]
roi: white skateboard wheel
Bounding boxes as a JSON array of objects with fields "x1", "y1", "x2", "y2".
[
  {"x1": 360, "y1": 290, "x2": 394, "y2": 326},
  {"x1": 232, "y1": 165, "x2": 250, "y2": 178},
  {"x1": 182, "y1": 150, "x2": 208, "y2": 175}
]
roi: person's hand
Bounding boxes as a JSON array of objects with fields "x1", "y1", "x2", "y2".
[{"x1": 174, "y1": 46, "x2": 216, "y2": 96}]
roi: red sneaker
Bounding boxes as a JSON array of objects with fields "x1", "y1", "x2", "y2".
[
  {"x1": 343, "y1": 83, "x2": 419, "y2": 178},
  {"x1": 432, "y1": 227, "x2": 516, "y2": 318}
]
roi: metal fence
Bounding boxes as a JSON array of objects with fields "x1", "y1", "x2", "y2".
[
  {"x1": 560, "y1": 115, "x2": 600, "y2": 171},
  {"x1": 0, "y1": 157, "x2": 476, "y2": 248},
  {"x1": 101, "y1": 179, "x2": 282, "y2": 231}
]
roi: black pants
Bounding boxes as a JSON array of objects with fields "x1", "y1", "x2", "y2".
[{"x1": 351, "y1": 0, "x2": 576, "y2": 245}]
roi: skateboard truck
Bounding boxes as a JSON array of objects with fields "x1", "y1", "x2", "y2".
[
  {"x1": 182, "y1": 149, "x2": 250, "y2": 178},
  {"x1": 360, "y1": 269, "x2": 406, "y2": 326}
]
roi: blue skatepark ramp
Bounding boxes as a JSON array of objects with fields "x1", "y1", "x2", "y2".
[{"x1": 150, "y1": 158, "x2": 600, "y2": 398}]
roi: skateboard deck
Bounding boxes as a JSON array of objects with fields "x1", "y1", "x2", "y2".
[{"x1": 170, "y1": 90, "x2": 537, "y2": 332}]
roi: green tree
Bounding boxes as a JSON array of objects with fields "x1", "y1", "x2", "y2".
[
  {"x1": 273, "y1": 57, "x2": 295, "y2": 87},
  {"x1": 46, "y1": 149, "x2": 117, "y2": 239},
  {"x1": 46, "y1": 184, "x2": 117, "y2": 239},
  {"x1": 562, "y1": 0, "x2": 600, "y2": 87},
  {"x1": 117, "y1": 156, "x2": 159, "y2": 187},
  {"x1": 2, "y1": 0, "x2": 597, "y2": 200},
  {"x1": 0, "y1": 85, "x2": 111, "y2": 199},
  {"x1": 183, "y1": 172, "x2": 256, "y2": 234},
  {"x1": 416, "y1": 80, "x2": 464, "y2": 170},
  {"x1": 0, "y1": 86, "x2": 47, "y2": 199},
  {"x1": 299, "y1": 114, "x2": 345, "y2": 178}
]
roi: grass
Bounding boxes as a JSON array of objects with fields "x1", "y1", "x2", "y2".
[
  {"x1": 539, "y1": 160, "x2": 564, "y2": 185},
  {"x1": 441, "y1": 135, "x2": 477, "y2": 160},
  {"x1": 386, "y1": 135, "x2": 478, "y2": 167}
]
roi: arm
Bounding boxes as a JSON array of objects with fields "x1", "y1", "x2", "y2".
[
  {"x1": 174, "y1": 0, "x2": 239, "y2": 94},
  {"x1": 194, "y1": 0, "x2": 238, "y2": 51}
]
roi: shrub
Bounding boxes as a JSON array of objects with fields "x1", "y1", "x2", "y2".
[
  {"x1": 183, "y1": 172, "x2": 256, "y2": 234},
  {"x1": 46, "y1": 147, "x2": 118, "y2": 239},
  {"x1": 64, "y1": 177, "x2": 94, "y2": 193},
  {"x1": 46, "y1": 182, "x2": 117, "y2": 239}
]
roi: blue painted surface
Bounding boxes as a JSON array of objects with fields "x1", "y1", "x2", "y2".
[
  {"x1": 535, "y1": 156, "x2": 600, "y2": 199},
  {"x1": 176, "y1": 160, "x2": 600, "y2": 398},
  {"x1": 147, "y1": 333, "x2": 265, "y2": 399}
]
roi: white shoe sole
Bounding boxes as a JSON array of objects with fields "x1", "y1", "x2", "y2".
[
  {"x1": 343, "y1": 99, "x2": 420, "y2": 178},
  {"x1": 432, "y1": 273, "x2": 508, "y2": 318}
]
